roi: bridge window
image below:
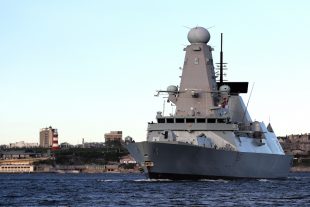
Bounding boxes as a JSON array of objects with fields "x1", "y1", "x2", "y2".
[
  {"x1": 166, "y1": 118, "x2": 174, "y2": 123},
  {"x1": 197, "y1": 118, "x2": 206, "y2": 123},
  {"x1": 217, "y1": 119, "x2": 225, "y2": 123},
  {"x1": 207, "y1": 119, "x2": 216, "y2": 123},
  {"x1": 176, "y1": 118, "x2": 185, "y2": 123},
  {"x1": 158, "y1": 118, "x2": 165, "y2": 123},
  {"x1": 186, "y1": 118, "x2": 195, "y2": 123}
]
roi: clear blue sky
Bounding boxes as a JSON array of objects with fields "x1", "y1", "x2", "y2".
[{"x1": 0, "y1": 0, "x2": 309, "y2": 145}]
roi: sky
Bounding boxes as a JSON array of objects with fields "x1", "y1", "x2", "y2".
[{"x1": 0, "y1": 0, "x2": 310, "y2": 145}]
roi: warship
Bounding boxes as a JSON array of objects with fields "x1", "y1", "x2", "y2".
[{"x1": 126, "y1": 26, "x2": 292, "y2": 180}]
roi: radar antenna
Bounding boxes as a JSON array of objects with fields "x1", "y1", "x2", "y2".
[
  {"x1": 219, "y1": 33, "x2": 224, "y2": 84},
  {"x1": 216, "y1": 33, "x2": 227, "y2": 84}
]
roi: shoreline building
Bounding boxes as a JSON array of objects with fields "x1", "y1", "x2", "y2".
[
  {"x1": 9, "y1": 141, "x2": 39, "y2": 148},
  {"x1": 104, "y1": 131, "x2": 122, "y2": 147},
  {"x1": 39, "y1": 126, "x2": 59, "y2": 150},
  {"x1": 0, "y1": 164, "x2": 34, "y2": 173}
]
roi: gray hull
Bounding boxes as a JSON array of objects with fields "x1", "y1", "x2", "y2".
[{"x1": 127, "y1": 141, "x2": 292, "y2": 180}]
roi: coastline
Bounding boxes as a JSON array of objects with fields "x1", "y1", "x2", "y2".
[
  {"x1": 2, "y1": 164, "x2": 310, "y2": 174},
  {"x1": 290, "y1": 166, "x2": 310, "y2": 173}
]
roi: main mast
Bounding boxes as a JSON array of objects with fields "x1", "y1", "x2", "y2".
[
  {"x1": 219, "y1": 33, "x2": 224, "y2": 84},
  {"x1": 167, "y1": 27, "x2": 218, "y2": 117}
]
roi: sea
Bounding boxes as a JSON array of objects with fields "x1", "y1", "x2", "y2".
[{"x1": 0, "y1": 172, "x2": 309, "y2": 207}]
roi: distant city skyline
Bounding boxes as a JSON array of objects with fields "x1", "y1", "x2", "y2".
[{"x1": 1, "y1": 1, "x2": 310, "y2": 145}]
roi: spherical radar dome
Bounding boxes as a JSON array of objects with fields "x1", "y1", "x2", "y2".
[
  {"x1": 187, "y1": 27, "x2": 210, "y2": 44},
  {"x1": 167, "y1": 85, "x2": 178, "y2": 95}
]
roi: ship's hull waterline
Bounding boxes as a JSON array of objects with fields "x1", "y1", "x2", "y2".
[{"x1": 127, "y1": 142, "x2": 292, "y2": 180}]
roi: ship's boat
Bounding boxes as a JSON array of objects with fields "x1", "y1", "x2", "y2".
[{"x1": 126, "y1": 26, "x2": 292, "y2": 180}]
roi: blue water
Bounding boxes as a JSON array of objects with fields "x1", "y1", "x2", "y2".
[{"x1": 0, "y1": 173, "x2": 309, "y2": 206}]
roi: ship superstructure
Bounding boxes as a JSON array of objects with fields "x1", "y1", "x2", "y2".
[{"x1": 126, "y1": 27, "x2": 292, "y2": 179}]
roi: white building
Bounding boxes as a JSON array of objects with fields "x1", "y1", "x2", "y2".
[
  {"x1": 9, "y1": 141, "x2": 38, "y2": 148},
  {"x1": 119, "y1": 155, "x2": 137, "y2": 164},
  {"x1": 0, "y1": 164, "x2": 34, "y2": 173}
]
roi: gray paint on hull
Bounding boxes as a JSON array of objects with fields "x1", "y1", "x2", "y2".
[{"x1": 127, "y1": 141, "x2": 292, "y2": 179}]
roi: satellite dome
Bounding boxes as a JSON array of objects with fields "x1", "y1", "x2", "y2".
[
  {"x1": 167, "y1": 85, "x2": 178, "y2": 95},
  {"x1": 187, "y1": 27, "x2": 210, "y2": 44},
  {"x1": 219, "y1": 85, "x2": 231, "y2": 93}
]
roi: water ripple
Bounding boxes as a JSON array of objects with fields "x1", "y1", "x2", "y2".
[{"x1": 0, "y1": 172, "x2": 309, "y2": 206}]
